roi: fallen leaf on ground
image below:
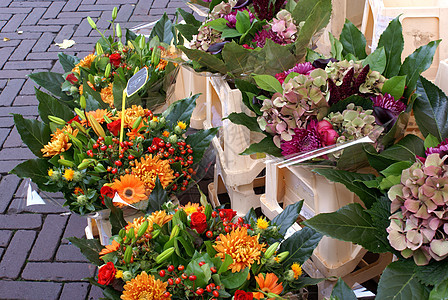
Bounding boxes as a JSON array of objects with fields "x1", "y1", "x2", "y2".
[
  {"x1": 3, "y1": 38, "x2": 10, "y2": 41},
  {"x1": 55, "y1": 39, "x2": 76, "y2": 49}
]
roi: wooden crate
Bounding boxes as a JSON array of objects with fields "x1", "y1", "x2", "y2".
[
  {"x1": 361, "y1": 0, "x2": 448, "y2": 80},
  {"x1": 435, "y1": 58, "x2": 448, "y2": 95}
]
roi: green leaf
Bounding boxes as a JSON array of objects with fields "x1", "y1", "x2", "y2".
[
  {"x1": 329, "y1": 32, "x2": 343, "y2": 60},
  {"x1": 83, "y1": 82, "x2": 109, "y2": 111},
  {"x1": 235, "y1": 10, "x2": 251, "y2": 34},
  {"x1": 162, "y1": 94, "x2": 198, "y2": 127},
  {"x1": 379, "y1": 134, "x2": 425, "y2": 162},
  {"x1": 331, "y1": 278, "x2": 357, "y2": 300},
  {"x1": 177, "y1": 8, "x2": 202, "y2": 27},
  {"x1": 241, "y1": 136, "x2": 282, "y2": 157},
  {"x1": 382, "y1": 75, "x2": 407, "y2": 99},
  {"x1": 205, "y1": 18, "x2": 229, "y2": 32},
  {"x1": 291, "y1": 0, "x2": 328, "y2": 24},
  {"x1": 103, "y1": 197, "x2": 127, "y2": 236},
  {"x1": 425, "y1": 134, "x2": 441, "y2": 149},
  {"x1": 221, "y1": 42, "x2": 255, "y2": 76},
  {"x1": 28, "y1": 72, "x2": 65, "y2": 97},
  {"x1": 279, "y1": 227, "x2": 323, "y2": 265},
  {"x1": 125, "y1": 28, "x2": 138, "y2": 43},
  {"x1": 149, "y1": 13, "x2": 174, "y2": 44},
  {"x1": 285, "y1": 0, "x2": 297, "y2": 12},
  {"x1": 306, "y1": 48, "x2": 324, "y2": 62},
  {"x1": 429, "y1": 279, "x2": 448, "y2": 300},
  {"x1": 377, "y1": 260, "x2": 430, "y2": 300},
  {"x1": 10, "y1": 159, "x2": 59, "y2": 192},
  {"x1": 413, "y1": 76, "x2": 448, "y2": 141},
  {"x1": 66, "y1": 237, "x2": 103, "y2": 266},
  {"x1": 362, "y1": 46, "x2": 386, "y2": 74},
  {"x1": 36, "y1": 88, "x2": 74, "y2": 124},
  {"x1": 272, "y1": 201, "x2": 303, "y2": 236},
  {"x1": 377, "y1": 17, "x2": 404, "y2": 78},
  {"x1": 146, "y1": 177, "x2": 168, "y2": 214},
  {"x1": 178, "y1": 46, "x2": 228, "y2": 74},
  {"x1": 339, "y1": 20, "x2": 367, "y2": 59},
  {"x1": 328, "y1": 95, "x2": 373, "y2": 114},
  {"x1": 13, "y1": 114, "x2": 50, "y2": 158},
  {"x1": 380, "y1": 161, "x2": 413, "y2": 177},
  {"x1": 225, "y1": 112, "x2": 261, "y2": 132},
  {"x1": 185, "y1": 254, "x2": 212, "y2": 288},
  {"x1": 175, "y1": 23, "x2": 199, "y2": 41},
  {"x1": 244, "y1": 208, "x2": 258, "y2": 224},
  {"x1": 399, "y1": 39, "x2": 441, "y2": 98},
  {"x1": 102, "y1": 287, "x2": 122, "y2": 300},
  {"x1": 256, "y1": 39, "x2": 297, "y2": 75},
  {"x1": 416, "y1": 259, "x2": 448, "y2": 286},
  {"x1": 218, "y1": 254, "x2": 233, "y2": 274},
  {"x1": 221, "y1": 28, "x2": 242, "y2": 39},
  {"x1": 185, "y1": 127, "x2": 218, "y2": 163},
  {"x1": 253, "y1": 74, "x2": 282, "y2": 94},
  {"x1": 220, "y1": 267, "x2": 249, "y2": 289},
  {"x1": 303, "y1": 203, "x2": 391, "y2": 253},
  {"x1": 367, "y1": 195, "x2": 394, "y2": 253},
  {"x1": 58, "y1": 52, "x2": 80, "y2": 73},
  {"x1": 312, "y1": 169, "x2": 381, "y2": 209}
]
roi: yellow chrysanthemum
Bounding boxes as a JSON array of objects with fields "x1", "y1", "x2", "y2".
[
  {"x1": 121, "y1": 271, "x2": 170, "y2": 300},
  {"x1": 115, "y1": 270, "x2": 123, "y2": 279},
  {"x1": 131, "y1": 155, "x2": 175, "y2": 194},
  {"x1": 126, "y1": 211, "x2": 173, "y2": 237},
  {"x1": 63, "y1": 169, "x2": 75, "y2": 181},
  {"x1": 256, "y1": 217, "x2": 269, "y2": 230},
  {"x1": 213, "y1": 227, "x2": 266, "y2": 273},
  {"x1": 291, "y1": 262, "x2": 302, "y2": 279},
  {"x1": 113, "y1": 105, "x2": 148, "y2": 128},
  {"x1": 177, "y1": 121, "x2": 187, "y2": 130},
  {"x1": 48, "y1": 169, "x2": 54, "y2": 177},
  {"x1": 152, "y1": 116, "x2": 158, "y2": 122},
  {"x1": 100, "y1": 83, "x2": 114, "y2": 108},
  {"x1": 72, "y1": 54, "x2": 96, "y2": 74},
  {"x1": 111, "y1": 174, "x2": 147, "y2": 207},
  {"x1": 41, "y1": 125, "x2": 79, "y2": 157},
  {"x1": 81, "y1": 109, "x2": 112, "y2": 126},
  {"x1": 183, "y1": 202, "x2": 200, "y2": 215}
]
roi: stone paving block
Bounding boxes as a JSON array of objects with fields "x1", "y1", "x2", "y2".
[
  {"x1": 29, "y1": 214, "x2": 68, "y2": 261},
  {"x1": 0, "y1": 8, "x2": 32, "y2": 14},
  {"x1": 22, "y1": 7, "x2": 47, "y2": 26},
  {"x1": 60, "y1": 282, "x2": 89, "y2": 300},
  {"x1": 0, "y1": 117, "x2": 13, "y2": 128},
  {"x1": 63, "y1": 214, "x2": 88, "y2": 241},
  {"x1": 133, "y1": 0, "x2": 152, "y2": 15},
  {"x1": 4, "y1": 60, "x2": 53, "y2": 70},
  {"x1": 0, "y1": 230, "x2": 12, "y2": 247},
  {"x1": 17, "y1": 78, "x2": 40, "y2": 96},
  {"x1": 0, "y1": 69, "x2": 33, "y2": 79},
  {"x1": 78, "y1": 4, "x2": 117, "y2": 11},
  {"x1": 8, "y1": 198, "x2": 69, "y2": 214},
  {"x1": 0, "y1": 46, "x2": 15, "y2": 69},
  {"x1": 0, "y1": 174, "x2": 21, "y2": 214},
  {"x1": 58, "y1": 11, "x2": 101, "y2": 19},
  {"x1": 0, "y1": 106, "x2": 38, "y2": 117},
  {"x1": 0, "y1": 160, "x2": 26, "y2": 174},
  {"x1": 13, "y1": 95, "x2": 37, "y2": 106},
  {"x1": 0, "y1": 248, "x2": 4, "y2": 260},
  {"x1": 150, "y1": 7, "x2": 178, "y2": 15},
  {"x1": 0, "y1": 281, "x2": 63, "y2": 300},
  {"x1": 73, "y1": 17, "x2": 92, "y2": 37},
  {"x1": 0, "y1": 214, "x2": 42, "y2": 230},
  {"x1": 96, "y1": 0, "x2": 138, "y2": 4},
  {"x1": 0, "y1": 147, "x2": 34, "y2": 160},
  {"x1": 1, "y1": 13, "x2": 26, "y2": 32},
  {"x1": 0, "y1": 80, "x2": 6, "y2": 90},
  {"x1": 0, "y1": 79, "x2": 25, "y2": 106},
  {"x1": 10, "y1": 1, "x2": 52, "y2": 7},
  {"x1": 51, "y1": 62, "x2": 65, "y2": 73},
  {"x1": 0, "y1": 230, "x2": 36, "y2": 279},
  {"x1": 32, "y1": 32, "x2": 56, "y2": 52},
  {"x1": 0, "y1": 14, "x2": 12, "y2": 21},
  {"x1": 82, "y1": 0, "x2": 96, "y2": 4},
  {"x1": 88, "y1": 285, "x2": 104, "y2": 300},
  {"x1": 116, "y1": 4, "x2": 135, "y2": 22},
  {"x1": 3, "y1": 126, "x2": 24, "y2": 148},
  {"x1": 150, "y1": 0, "x2": 168, "y2": 8},
  {"x1": 0, "y1": 0, "x2": 12, "y2": 8},
  {"x1": 62, "y1": 0, "x2": 82, "y2": 12},
  {"x1": 42, "y1": 1, "x2": 65, "y2": 19},
  {"x1": 39, "y1": 17, "x2": 83, "y2": 25},
  {"x1": 27, "y1": 52, "x2": 61, "y2": 60},
  {"x1": 56, "y1": 244, "x2": 88, "y2": 262},
  {"x1": 54, "y1": 24, "x2": 75, "y2": 43},
  {"x1": 22, "y1": 262, "x2": 96, "y2": 281},
  {"x1": 9, "y1": 39, "x2": 37, "y2": 61},
  {"x1": 0, "y1": 128, "x2": 10, "y2": 147}
]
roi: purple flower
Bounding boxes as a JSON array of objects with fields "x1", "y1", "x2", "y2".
[
  {"x1": 224, "y1": 8, "x2": 255, "y2": 28},
  {"x1": 371, "y1": 93, "x2": 406, "y2": 128},
  {"x1": 252, "y1": 29, "x2": 284, "y2": 48},
  {"x1": 275, "y1": 62, "x2": 315, "y2": 84},
  {"x1": 281, "y1": 120, "x2": 323, "y2": 156},
  {"x1": 426, "y1": 138, "x2": 448, "y2": 159}
]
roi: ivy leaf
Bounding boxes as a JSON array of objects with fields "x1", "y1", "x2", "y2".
[
  {"x1": 13, "y1": 114, "x2": 50, "y2": 158},
  {"x1": 66, "y1": 237, "x2": 103, "y2": 266},
  {"x1": 272, "y1": 201, "x2": 303, "y2": 236},
  {"x1": 36, "y1": 88, "x2": 74, "y2": 124},
  {"x1": 28, "y1": 72, "x2": 65, "y2": 97},
  {"x1": 146, "y1": 177, "x2": 168, "y2": 214},
  {"x1": 10, "y1": 159, "x2": 59, "y2": 192},
  {"x1": 162, "y1": 94, "x2": 198, "y2": 127},
  {"x1": 225, "y1": 112, "x2": 261, "y2": 132},
  {"x1": 399, "y1": 39, "x2": 441, "y2": 98},
  {"x1": 241, "y1": 136, "x2": 282, "y2": 157},
  {"x1": 58, "y1": 52, "x2": 80, "y2": 73},
  {"x1": 149, "y1": 13, "x2": 174, "y2": 44},
  {"x1": 339, "y1": 20, "x2": 367, "y2": 59},
  {"x1": 377, "y1": 260, "x2": 430, "y2": 300},
  {"x1": 331, "y1": 278, "x2": 357, "y2": 300},
  {"x1": 279, "y1": 227, "x2": 323, "y2": 265},
  {"x1": 382, "y1": 75, "x2": 407, "y2": 99},
  {"x1": 362, "y1": 46, "x2": 386, "y2": 74},
  {"x1": 185, "y1": 127, "x2": 218, "y2": 163},
  {"x1": 413, "y1": 76, "x2": 448, "y2": 141},
  {"x1": 377, "y1": 16, "x2": 404, "y2": 78},
  {"x1": 303, "y1": 203, "x2": 391, "y2": 253},
  {"x1": 253, "y1": 74, "x2": 282, "y2": 94}
]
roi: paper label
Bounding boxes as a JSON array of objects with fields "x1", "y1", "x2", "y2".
[{"x1": 26, "y1": 183, "x2": 46, "y2": 206}]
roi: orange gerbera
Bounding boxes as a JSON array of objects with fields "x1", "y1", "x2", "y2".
[
  {"x1": 126, "y1": 211, "x2": 173, "y2": 237},
  {"x1": 121, "y1": 271, "x2": 170, "y2": 300},
  {"x1": 81, "y1": 109, "x2": 112, "y2": 126},
  {"x1": 131, "y1": 155, "x2": 175, "y2": 194},
  {"x1": 253, "y1": 273, "x2": 283, "y2": 300},
  {"x1": 112, "y1": 174, "x2": 147, "y2": 207},
  {"x1": 99, "y1": 240, "x2": 120, "y2": 258},
  {"x1": 213, "y1": 227, "x2": 266, "y2": 273},
  {"x1": 100, "y1": 83, "x2": 114, "y2": 108},
  {"x1": 41, "y1": 125, "x2": 79, "y2": 157},
  {"x1": 72, "y1": 53, "x2": 96, "y2": 74}
]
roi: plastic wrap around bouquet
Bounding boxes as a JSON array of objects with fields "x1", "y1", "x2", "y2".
[
  {"x1": 28, "y1": 9, "x2": 180, "y2": 113},
  {"x1": 227, "y1": 17, "x2": 440, "y2": 172},
  {"x1": 69, "y1": 196, "x2": 325, "y2": 299},
  {"x1": 175, "y1": 0, "x2": 331, "y2": 80}
]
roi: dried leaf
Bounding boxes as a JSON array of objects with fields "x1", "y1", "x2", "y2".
[
  {"x1": 3, "y1": 37, "x2": 10, "y2": 41},
  {"x1": 55, "y1": 39, "x2": 75, "y2": 49}
]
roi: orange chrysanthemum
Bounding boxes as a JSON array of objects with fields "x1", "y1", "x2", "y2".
[
  {"x1": 100, "y1": 83, "x2": 114, "y2": 108},
  {"x1": 253, "y1": 273, "x2": 283, "y2": 300},
  {"x1": 213, "y1": 227, "x2": 266, "y2": 273},
  {"x1": 131, "y1": 155, "x2": 175, "y2": 194},
  {"x1": 112, "y1": 174, "x2": 147, "y2": 207},
  {"x1": 182, "y1": 202, "x2": 200, "y2": 215},
  {"x1": 113, "y1": 105, "x2": 149, "y2": 128},
  {"x1": 121, "y1": 271, "x2": 170, "y2": 300},
  {"x1": 99, "y1": 240, "x2": 120, "y2": 258},
  {"x1": 81, "y1": 109, "x2": 112, "y2": 126},
  {"x1": 156, "y1": 59, "x2": 168, "y2": 71},
  {"x1": 72, "y1": 54, "x2": 96, "y2": 74},
  {"x1": 126, "y1": 211, "x2": 173, "y2": 236},
  {"x1": 41, "y1": 125, "x2": 79, "y2": 157},
  {"x1": 126, "y1": 124, "x2": 145, "y2": 141}
]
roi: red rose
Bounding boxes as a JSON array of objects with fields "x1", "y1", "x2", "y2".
[
  {"x1": 109, "y1": 53, "x2": 121, "y2": 68},
  {"x1": 190, "y1": 212, "x2": 208, "y2": 234},
  {"x1": 107, "y1": 119, "x2": 121, "y2": 136},
  {"x1": 234, "y1": 290, "x2": 253, "y2": 300},
  {"x1": 98, "y1": 262, "x2": 116, "y2": 285},
  {"x1": 100, "y1": 186, "x2": 116, "y2": 205},
  {"x1": 66, "y1": 73, "x2": 78, "y2": 84},
  {"x1": 67, "y1": 115, "x2": 81, "y2": 124},
  {"x1": 218, "y1": 209, "x2": 237, "y2": 221}
]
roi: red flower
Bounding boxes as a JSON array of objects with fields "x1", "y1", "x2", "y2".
[
  {"x1": 218, "y1": 209, "x2": 237, "y2": 221},
  {"x1": 190, "y1": 212, "x2": 208, "y2": 234},
  {"x1": 66, "y1": 73, "x2": 78, "y2": 84},
  {"x1": 316, "y1": 120, "x2": 339, "y2": 146},
  {"x1": 107, "y1": 119, "x2": 121, "y2": 136},
  {"x1": 152, "y1": 137, "x2": 163, "y2": 146},
  {"x1": 100, "y1": 186, "x2": 116, "y2": 205},
  {"x1": 97, "y1": 262, "x2": 116, "y2": 285},
  {"x1": 234, "y1": 290, "x2": 253, "y2": 300},
  {"x1": 67, "y1": 115, "x2": 81, "y2": 124},
  {"x1": 109, "y1": 53, "x2": 121, "y2": 68}
]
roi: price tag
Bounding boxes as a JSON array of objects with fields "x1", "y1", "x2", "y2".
[{"x1": 125, "y1": 67, "x2": 148, "y2": 97}]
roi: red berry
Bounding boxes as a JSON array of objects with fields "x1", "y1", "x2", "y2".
[
  {"x1": 163, "y1": 292, "x2": 170, "y2": 298},
  {"x1": 180, "y1": 186, "x2": 186, "y2": 191},
  {"x1": 93, "y1": 143, "x2": 99, "y2": 149},
  {"x1": 128, "y1": 142, "x2": 133, "y2": 146},
  {"x1": 119, "y1": 154, "x2": 124, "y2": 159},
  {"x1": 181, "y1": 273, "x2": 188, "y2": 280},
  {"x1": 167, "y1": 265, "x2": 175, "y2": 272},
  {"x1": 178, "y1": 265, "x2": 185, "y2": 271},
  {"x1": 196, "y1": 288, "x2": 204, "y2": 295},
  {"x1": 210, "y1": 267, "x2": 217, "y2": 274},
  {"x1": 198, "y1": 261, "x2": 206, "y2": 267},
  {"x1": 168, "y1": 147, "x2": 175, "y2": 154},
  {"x1": 128, "y1": 155, "x2": 134, "y2": 160},
  {"x1": 111, "y1": 168, "x2": 118, "y2": 174},
  {"x1": 98, "y1": 137, "x2": 104, "y2": 141},
  {"x1": 189, "y1": 275, "x2": 197, "y2": 281},
  {"x1": 108, "y1": 145, "x2": 113, "y2": 149},
  {"x1": 219, "y1": 211, "x2": 225, "y2": 219},
  {"x1": 114, "y1": 160, "x2": 122, "y2": 166},
  {"x1": 238, "y1": 217, "x2": 244, "y2": 224},
  {"x1": 206, "y1": 231, "x2": 213, "y2": 238},
  {"x1": 175, "y1": 277, "x2": 181, "y2": 284},
  {"x1": 225, "y1": 226, "x2": 231, "y2": 233},
  {"x1": 100, "y1": 145, "x2": 107, "y2": 151},
  {"x1": 107, "y1": 166, "x2": 112, "y2": 172},
  {"x1": 213, "y1": 290, "x2": 219, "y2": 297},
  {"x1": 167, "y1": 278, "x2": 174, "y2": 285},
  {"x1": 158, "y1": 141, "x2": 165, "y2": 148},
  {"x1": 206, "y1": 285, "x2": 212, "y2": 293},
  {"x1": 216, "y1": 286, "x2": 220, "y2": 290},
  {"x1": 211, "y1": 211, "x2": 217, "y2": 218},
  {"x1": 244, "y1": 223, "x2": 251, "y2": 229},
  {"x1": 159, "y1": 270, "x2": 166, "y2": 277}
]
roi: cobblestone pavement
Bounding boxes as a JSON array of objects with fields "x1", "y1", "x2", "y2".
[{"x1": 0, "y1": 0, "x2": 194, "y2": 298}]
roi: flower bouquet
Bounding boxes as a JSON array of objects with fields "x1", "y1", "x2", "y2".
[
  {"x1": 29, "y1": 9, "x2": 179, "y2": 112},
  {"x1": 227, "y1": 17, "x2": 440, "y2": 171},
  {"x1": 175, "y1": 0, "x2": 332, "y2": 79},
  {"x1": 303, "y1": 76, "x2": 448, "y2": 297},
  {"x1": 10, "y1": 93, "x2": 218, "y2": 215},
  {"x1": 69, "y1": 195, "x2": 324, "y2": 299}
]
